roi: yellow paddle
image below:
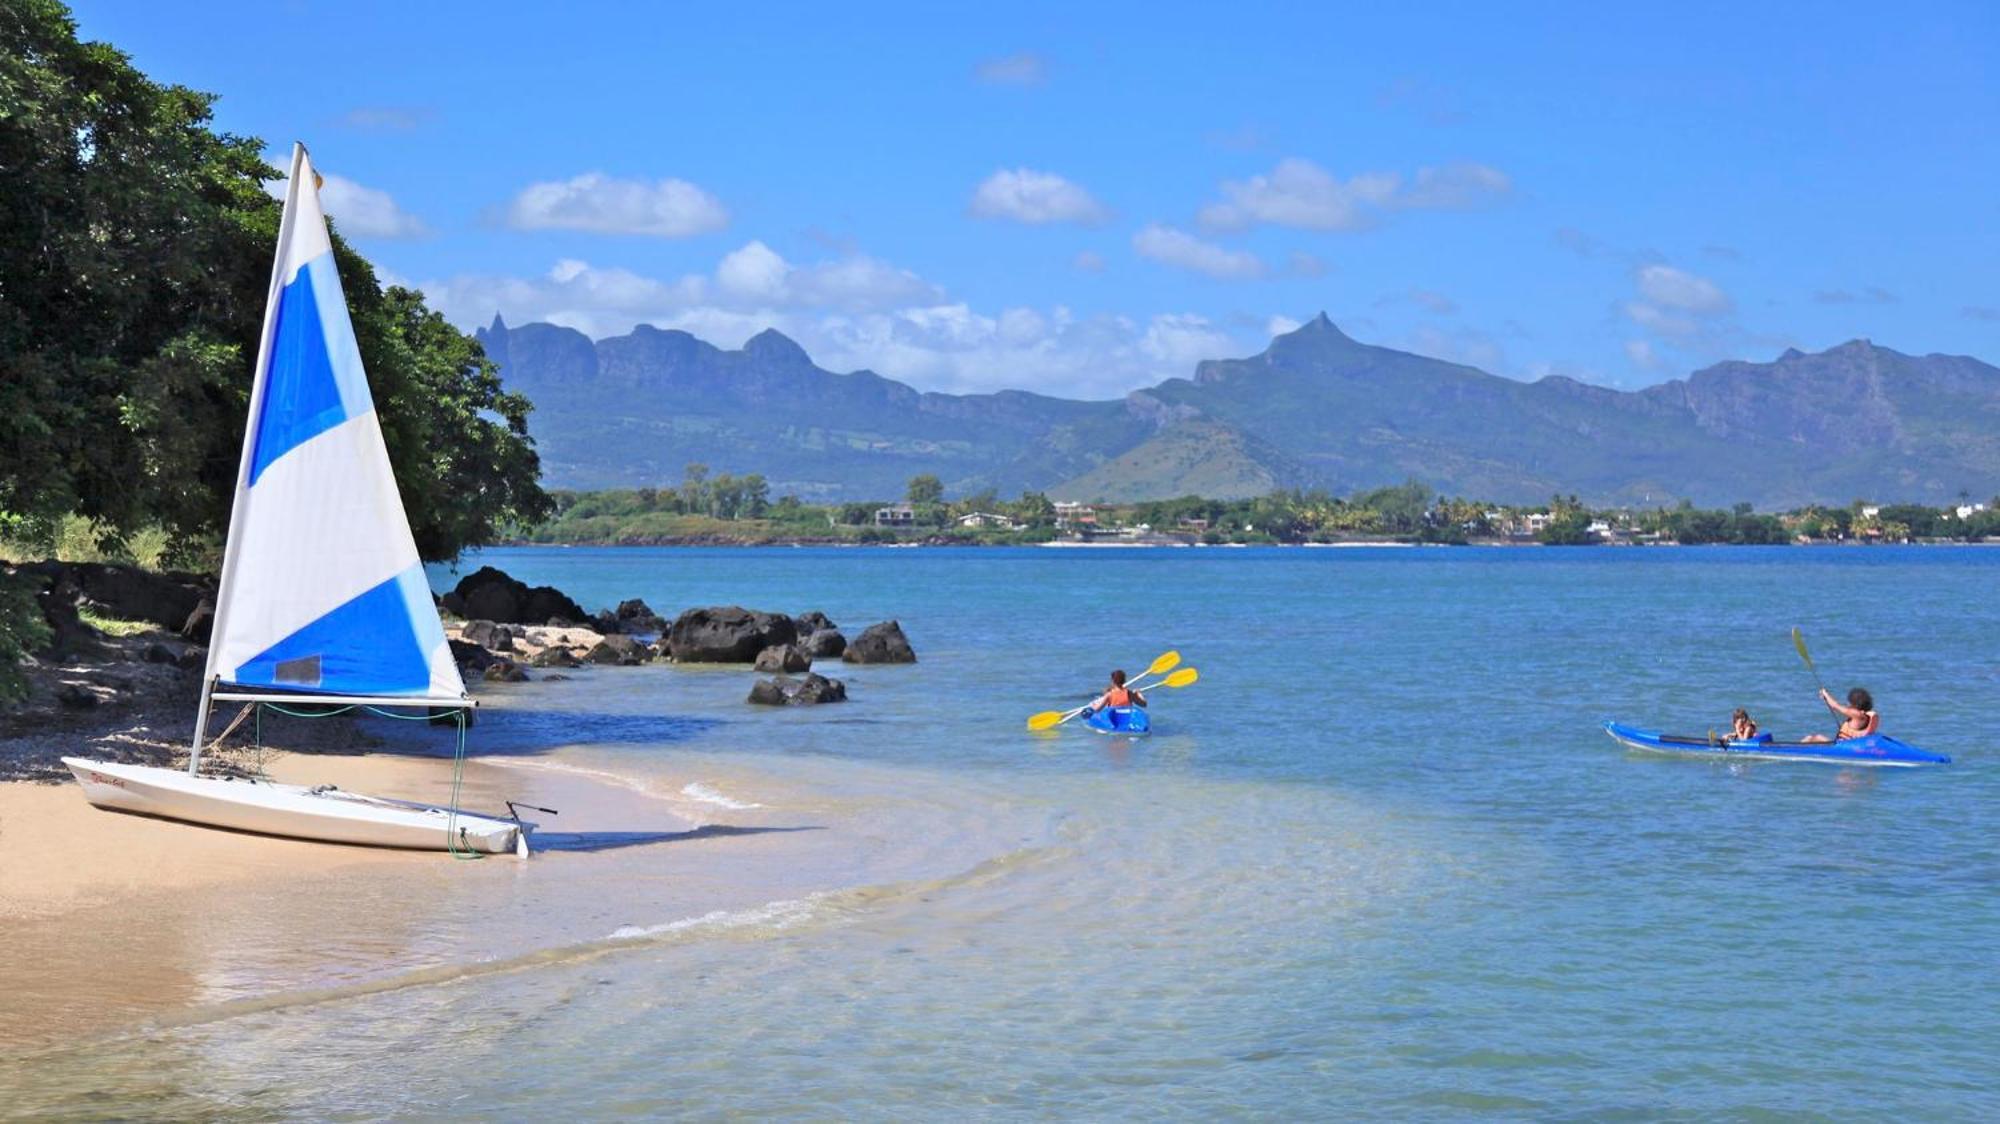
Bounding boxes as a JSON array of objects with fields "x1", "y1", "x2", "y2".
[
  {"x1": 1026, "y1": 651, "x2": 1177, "y2": 731},
  {"x1": 1025, "y1": 662, "x2": 1198, "y2": 731}
]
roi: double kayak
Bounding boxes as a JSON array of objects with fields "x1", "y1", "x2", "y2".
[
  {"x1": 1085, "y1": 706, "x2": 1151, "y2": 735},
  {"x1": 1603, "y1": 721, "x2": 1949, "y2": 766}
]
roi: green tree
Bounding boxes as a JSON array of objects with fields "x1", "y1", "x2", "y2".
[
  {"x1": 0, "y1": 1, "x2": 546, "y2": 562},
  {"x1": 906, "y1": 473, "x2": 944, "y2": 506},
  {"x1": 1013, "y1": 491, "x2": 1056, "y2": 526},
  {"x1": 680, "y1": 463, "x2": 709, "y2": 513}
]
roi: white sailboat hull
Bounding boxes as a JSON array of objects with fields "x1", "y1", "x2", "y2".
[{"x1": 62, "y1": 757, "x2": 525, "y2": 855}]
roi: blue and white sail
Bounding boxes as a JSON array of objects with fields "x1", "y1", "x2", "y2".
[{"x1": 203, "y1": 144, "x2": 464, "y2": 703}]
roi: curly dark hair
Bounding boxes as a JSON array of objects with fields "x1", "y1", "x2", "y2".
[{"x1": 1848, "y1": 687, "x2": 1874, "y2": 711}]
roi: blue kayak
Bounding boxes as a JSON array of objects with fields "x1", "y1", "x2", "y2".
[
  {"x1": 1085, "y1": 706, "x2": 1151, "y2": 735},
  {"x1": 1604, "y1": 721, "x2": 1948, "y2": 766}
]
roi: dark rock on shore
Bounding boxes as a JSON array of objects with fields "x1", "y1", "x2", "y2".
[
  {"x1": 667, "y1": 606, "x2": 798, "y2": 663},
  {"x1": 530, "y1": 646, "x2": 581, "y2": 668},
  {"x1": 747, "y1": 672, "x2": 848, "y2": 706},
  {"x1": 801, "y1": 628, "x2": 847, "y2": 658},
  {"x1": 459, "y1": 619, "x2": 517, "y2": 651},
  {"x1": 753, "y1": 643, "x2": 811, "y2": 673},
  {"x1": 447, "y1": 566, "x2": 589, "y2": 626},
  {"x1": 483, "y1": 660, "x2": 529, "y2": 682},
  {"x1": 794, "y1": 610, "x2": 837, "y2": 635},
  {"x1": 585, "y1": 635, "x2": 650, "y2": 665},
  {"x1": 843, "y1": 620, "x2": 916, "y2": 664},
  {"x1": 449, "y1": 638, "x2": 498, "y2": 672},
  {"x1": 611, "y1": 598, "x2": 669, "y2": 636},
  {"x1": 17, "y1": 560, "x2": 212, "y2": 634}
]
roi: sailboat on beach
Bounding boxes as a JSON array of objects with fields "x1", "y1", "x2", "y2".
[{"x1": 63, "y1": 143, "x2": 529, "y2": 856}]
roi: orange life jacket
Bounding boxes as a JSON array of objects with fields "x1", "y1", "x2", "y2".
[
  {"x1": 1844, "y1": 710, "x2": 1879, "y2": 739},
  {"x1": 1105, "y1": 686, "x2": 1131, "y2": 707}
]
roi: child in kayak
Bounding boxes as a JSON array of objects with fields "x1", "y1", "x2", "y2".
[
  {"x1": 1803, "y1": 687, "x2": 1877, "y2": 743},
  {"x1": 1729, "y1": 708, "x2": 1759, "y2": 741},
  {"x1": 1084, "y1": 670, "x2": 1146, "y2": 718}
]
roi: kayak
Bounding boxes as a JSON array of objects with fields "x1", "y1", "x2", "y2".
[
  {"x1": 1603, "y1": 721, "x2": 1949, "y2": 766},
  {"x1": 1085, "y1": 706, "x2": 1151, "y2": 735}
]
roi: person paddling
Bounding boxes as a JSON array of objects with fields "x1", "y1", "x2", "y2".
[
  {"x1": 1803, "y1": 687, "x2": 1877, "y2": 743},
  {"x1": 1084, "y1": 669, "x2": 1146, "y2": 718},
  {"x1": 1729, "y1": 708, "x2": 1759, "y2": 741}
]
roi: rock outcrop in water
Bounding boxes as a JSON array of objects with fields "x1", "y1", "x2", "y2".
[
  {"x1": 747, "y1": 672, "x2": 848, "y2": 706},
  {"x1": 666, "y1": 606, "x2": 798, "y2": 663},
  {"x1": 843, "y1": 620, "x2": 916, "y2": 664},
  {"x1": 753, "y1": 643, "x2": 811, "y2": 673}
]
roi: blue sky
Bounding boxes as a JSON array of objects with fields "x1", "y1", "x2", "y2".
[{"x1": 73, "y1": 0, "x2": 1999, "y2": 397}]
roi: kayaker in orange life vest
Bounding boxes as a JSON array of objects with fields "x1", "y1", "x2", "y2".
[
  {"x1": 1084, "y1": 669, "x2": 1147, "y2": 718},
  {"x1": 1802, "y1": 687, "x2": 1878, "y2": 743}
]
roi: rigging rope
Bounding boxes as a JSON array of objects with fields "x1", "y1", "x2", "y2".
[{"x1": 253, "y1": 701, "x2": 483, "y2": 860}]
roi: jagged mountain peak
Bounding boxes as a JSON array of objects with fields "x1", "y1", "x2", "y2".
[
  {"x1": 744, "y1": 327, "x2": 811, "y2": 366},
  {"x1": 483, "y1": 312, "x2": 1998, "y2": 506}
]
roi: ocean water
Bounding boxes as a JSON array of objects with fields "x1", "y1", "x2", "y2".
[{"x1": 7, "y1": 545, "x2": 1998, "y2": 1119}]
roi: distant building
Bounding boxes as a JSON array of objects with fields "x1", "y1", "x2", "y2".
[
  {"x1": 1860, "y1": 505, "x2": 1882, "y2": 519},
  {"x1": 955, "y1": 512, "x2": 1020, "y2": 530},
  {"x1": 1177, "y1": 516, "x2": 1209, "y2": 532},
  {"x1": 1956, "y1": 503, "x2": 1989, "y2": 520},
  {"x1": 1053, "y1": 501, "x2": 1097, "y2": 529},
  {"x1": 874, "y1": 503, "x2": 914, "y2": 527}
]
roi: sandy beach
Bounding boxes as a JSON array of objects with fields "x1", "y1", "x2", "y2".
[{"x1": 0, "y1": 737, "x2": 844, "y2": 1055}]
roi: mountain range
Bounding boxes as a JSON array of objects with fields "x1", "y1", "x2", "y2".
[{"x1": 475, "y1": 313, "x2": 2000, "y2": 507}]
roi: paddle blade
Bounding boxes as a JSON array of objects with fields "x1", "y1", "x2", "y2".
[
  {"x1": 1142, "y1": 651, "x2": 1180, "y2": 679},
  {"x1": 1026, "y1": 710, "x2": 1067, "y2": 731},
  {"x1": 1791, "y1": 626, "x2": 1813, "y2": 668},
  {"x1": 1160, "y1": 667, "x2": 1198, "y2": 688}
]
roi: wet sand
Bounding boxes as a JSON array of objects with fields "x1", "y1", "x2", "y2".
[{"x1": 0, "y1": 748, "x2": 839, "y2": 1054}]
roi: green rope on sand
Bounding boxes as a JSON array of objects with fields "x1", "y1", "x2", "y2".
[{"x1": 253, "y1": 701, "x2": 483, "y2": 860}]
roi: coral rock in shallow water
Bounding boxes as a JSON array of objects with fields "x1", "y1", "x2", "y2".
[
  {"x1": 801, "y1": 628, "x2": 847, "y2": 658},
  {"x1": 668, "y1": 606, "x2": 798, "y2": 663},
  {"x1": 747, "y1": 672, "x2": 847, "y2": 705},
  {"x1": 753, "y1": 643, "x2": 811, "y2": 673},
  {"x1": 585, "y1": 635, "x2": 650, "y2": 665},
  {"x1": 842, "y1": 620, "x2": 916, "y2": 664}
]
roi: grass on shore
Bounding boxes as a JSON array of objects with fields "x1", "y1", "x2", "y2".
[{"x1": 76, "y1": 609, "x2": 157, "y2": 638}]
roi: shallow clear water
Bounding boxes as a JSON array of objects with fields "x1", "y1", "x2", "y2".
[{"x1": 7, "y1": 546, "x2": 1998, "y2": 1119}]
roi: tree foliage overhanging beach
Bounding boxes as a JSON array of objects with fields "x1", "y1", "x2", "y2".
[{"x1": 0, "y1": 0, "x2": 550, "y2": 566}]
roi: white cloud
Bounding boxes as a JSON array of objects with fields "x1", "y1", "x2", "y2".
[
  {"x1": 1198, "y1": 157, "x2": 1509, "y2": 232},
  {"x1": 265, "y1": 170, "x2": 429, "y2": 239},
  {"x1": 1635, "y1": 264, "x2": 1731, "y2": 314},
  {"x1": 1410, "y1": 289, "x2": 1457, "y2": 314},
  {"x1": 1072, "y1": 250, "x2": 1107, "y2": 272},
  {"x1": 968, "y1": 168, "x2": 1109, "y2": 225},
  {"x1": 974, "y1": 52, "x2": 1048, "y2": 85},
  {"x1": 503, "y1": 172, "x2": 728, "y2": 237},
  {"x1": 1199, "y1": 158, "x2": 1397, "y2": 232},
  {"x1": 1398, "y1": 163, "x2": 1513, "y2": 208},
  {"x1": 1139, "y1": 314, "x2": 1234, "y2": 370},
  {"x1": 1625, "y1": 339, "x2": 1661, "y2": 369},
  {"x1": 1266, "y1": 315, "x2": 1303, "y2": 337},
  {"x1": 420, "y1": 246, "x2": 1266, "y2": 399},
  {"x1": 1131, "y1": 224, "x2": 1267, "y2": 280}
]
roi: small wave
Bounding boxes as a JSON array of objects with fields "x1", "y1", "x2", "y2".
[
  {"x1": 608, "y1": 894, "x2": 823, "y2": 941},
  {"x1": 681, "y1": 782, "x2": 763, "y2": 809}
]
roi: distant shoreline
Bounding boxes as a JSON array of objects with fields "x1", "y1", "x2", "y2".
[{"x1": 496, "y1": 536, "x2": 2000, "y2": 550}]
